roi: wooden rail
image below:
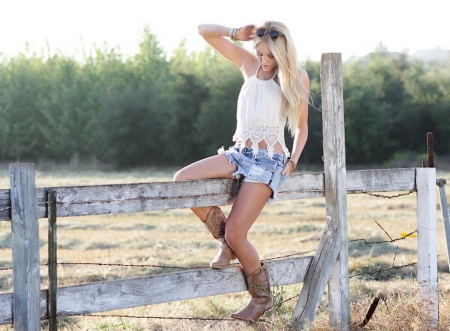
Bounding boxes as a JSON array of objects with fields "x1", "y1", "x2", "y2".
[
  {"x1": 0, "y1": 169, "x2": 416, "y2": 221},
  {"x1": 0, "y1": 256, "x2": 312, "y2": 324}
]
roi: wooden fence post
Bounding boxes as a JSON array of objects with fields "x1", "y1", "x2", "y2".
[
  {"x1": 48, "y1": 190, "x2": 58, "y2": 331},
  {"x1": 436, "y1": 179, "x2": 450, "y2": 272},
  {"x1": 290, "y1": 53, "x2": 349, "y2": 330},
  {"x1": 416, "y1": 168, "x2": 439, "y2": 328},
  {"x1": 10, "y1": 163, "x2": 41, "y2": 331}
]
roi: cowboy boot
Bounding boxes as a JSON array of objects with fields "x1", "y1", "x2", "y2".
[
  {"x1": 202, "y1": 206, "x2": 237, "y2": 268},
  {"x1": 230, "y1": 262, "x2": 273, "y2": 324}
]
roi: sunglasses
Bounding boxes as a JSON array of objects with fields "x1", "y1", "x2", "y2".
[{"x1": 255, "y1": 28, "x2": 285, "y2": 40}]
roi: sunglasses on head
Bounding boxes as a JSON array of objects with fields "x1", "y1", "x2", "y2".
[{"x1": 255, "y1": 28, "x2": 285, "y2": 40}]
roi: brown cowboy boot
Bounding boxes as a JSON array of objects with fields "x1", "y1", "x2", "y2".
[
  {"x1": 202, "y1": 206, "x2": 237, "y2": 268},
  {"x1": 230, "y1": 262, "x2": 273, "y2": 324}
]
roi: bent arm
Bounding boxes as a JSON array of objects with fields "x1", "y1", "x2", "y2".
[
  {"x1": 289, "y1": 69, "x2": 310, "y2": 168},
  {"x1": 198, "y1": 24, "x2": 256, "y2": 72}
]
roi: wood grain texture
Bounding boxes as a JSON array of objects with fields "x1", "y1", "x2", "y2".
[
  {"x1": 10, "y1": 164, "x2": 41, "y2": 331},
  {"x1": 0, "y1": 169, "x2": 417, "y2": 221},
  {"x1": 0, "y1": 292, "x2": 47, "y2": 326},
  {"x1": 0, "y1": 256, "x2": 312, "y2": 324},
  {"x1": 291, "y1": 53, "x2": 349, "y2": 330}
]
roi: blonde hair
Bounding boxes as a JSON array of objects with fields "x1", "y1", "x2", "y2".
[{"x1": 253, "y1": 21, "x2": 305, "y2": 135}]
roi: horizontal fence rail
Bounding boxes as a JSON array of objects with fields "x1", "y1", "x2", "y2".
[
  {"x1": 0, "y1": 168, "x2": 417, "y2": 221},
  {"x1": 0, "y1": 256, "x2": 312, "y2": 325}
]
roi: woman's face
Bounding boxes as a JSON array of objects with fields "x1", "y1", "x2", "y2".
[{"x1": 256, "y1": 41, "x2": 277, "y2": 72}]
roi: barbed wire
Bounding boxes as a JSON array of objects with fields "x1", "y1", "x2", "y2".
[
  {"x1": 56, "y1": 313, "x2": 236, "y2": 322},
  {"x1": 349, "y1": 262, "x2": 417, "y2": 279},
  {"x1": 349, "y1": 230, "x2": 417, "y2": 245},
  {"x1": 347, "y1": 190, "x2": 416, "y2": 199},
  {"x1": 0, "y1": 263, "x2": 217, "y2": 272},
  {"x1": 0, "y1": 229, "x2": 417, "y2": 273}
]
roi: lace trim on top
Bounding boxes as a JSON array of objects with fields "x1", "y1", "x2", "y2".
[{"x1": 232, "y1": 66, "x2": 290, "y2": 159}]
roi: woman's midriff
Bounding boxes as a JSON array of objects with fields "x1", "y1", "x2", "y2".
[{"x1": 243, "y1": 139, "x2": 285, "y2": 154}]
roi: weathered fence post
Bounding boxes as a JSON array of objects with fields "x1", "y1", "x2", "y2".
[
  {"x1": 48, "y1": 190, "x2": 58, "y2": 331},
  {"x1": 436, "y1": 179, "x2": 450, "y2": 272},
  {"x1": 10, "y1": 163, "x2": 41, "y2": 330},
  {"x1": 290, "y1": 53, "x2": 349, "y2": 330},
  {"x1": 416, "y1": 168, "x2": 439, "y2": 328}
]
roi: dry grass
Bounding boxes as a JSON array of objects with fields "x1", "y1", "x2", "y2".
[{"x1": 0, "y1": 167, "x2": 449, "y2": 330}]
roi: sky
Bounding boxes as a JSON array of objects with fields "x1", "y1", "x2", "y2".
[{"x1": 1, "y1": 0, "x2": 449, "y2": 62}]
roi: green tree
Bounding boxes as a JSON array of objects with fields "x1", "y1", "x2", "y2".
[
  {"x1": 343, "y1": 51, "x2": 399, "y2": 164},
  {"x1": 101, "y1": 28, "x2": 170, "y2": 167}
]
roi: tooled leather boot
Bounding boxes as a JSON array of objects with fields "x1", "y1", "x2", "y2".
[
  {"x1": 230, "y1": 262, "x2": 273, "y2": 324},
  {"x1": 202, "y1": 206, "x2": 237, "y2": 268}
]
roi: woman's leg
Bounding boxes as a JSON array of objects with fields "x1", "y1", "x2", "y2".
[
  {"x1": 225, "y1": 182, "x2": 274, "y2": 323},
  {"x1": 225, "y1": 182, "x2": 272, "y2": 275},
  {"x1": 173, "y1": 154, "x2": 238, "y2": 268},
  {"x1": 173, "y1": 154, "x2": 236, "y2": 219}
]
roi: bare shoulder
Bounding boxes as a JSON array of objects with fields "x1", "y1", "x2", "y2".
[{"x1": 241, "y1": 56, "x2": 260, "y2": 79}]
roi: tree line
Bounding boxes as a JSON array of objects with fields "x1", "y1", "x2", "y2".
[{"x1": 1, "y1": 29, "x2": 449, "y2": 169}]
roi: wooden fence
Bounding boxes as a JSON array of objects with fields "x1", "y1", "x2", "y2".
[{"x1": 0, "y1": 54, "x2": 441, "y2": 330}]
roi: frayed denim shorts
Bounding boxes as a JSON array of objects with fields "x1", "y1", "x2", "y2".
[{"x1": 218, "y1": 146, "x2": 288, "y2": 204}]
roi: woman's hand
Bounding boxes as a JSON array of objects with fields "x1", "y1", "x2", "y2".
[
  {"x1": 281, "y1": 164, "x2": 291, "y2": 176},
  {"x1": 281, "y1": 160, "x2": 296, "y2": 176},
  {"x1": 236, "y1": 24, "x2": 255, "y2": 41}
]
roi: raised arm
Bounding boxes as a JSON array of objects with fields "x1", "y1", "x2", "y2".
[{"x1": 198, "y1": 24, "x2": 257, "y2": 73}]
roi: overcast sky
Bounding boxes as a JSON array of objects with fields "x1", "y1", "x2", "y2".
[{"x1": 1, "y1": 0, "x2": 449, "y2": 61}]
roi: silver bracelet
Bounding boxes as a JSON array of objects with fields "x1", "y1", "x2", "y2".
[
  {"x1": 229, "y1": 27, "x2": 239, "y2": 41},
  {"x1": 229, "y1": 28, "x2": 235, "y2": 40}
]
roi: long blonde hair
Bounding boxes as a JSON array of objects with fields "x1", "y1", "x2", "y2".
[{"x1": 253, "y1": 21, "x2": 305, "y2": 135}]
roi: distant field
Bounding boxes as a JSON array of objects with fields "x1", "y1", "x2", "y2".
[{"x1": 0, "y1": 167, "x2": 449, "y2": 330}]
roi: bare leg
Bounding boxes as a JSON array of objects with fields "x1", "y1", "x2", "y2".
[
  {"x1": 173, "y1": 154, "x2": 236, "y2": 219},
  {"x1": 225, "y1": 182, "x2": 272, "y2": 276}
]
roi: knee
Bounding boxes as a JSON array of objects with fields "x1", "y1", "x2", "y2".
[
  {"x1": 224, "y1": 225, "x2": 245, "y2": 248},
  {"x1": 173, "y1": 169, "x2": 187, "y2": 181}
]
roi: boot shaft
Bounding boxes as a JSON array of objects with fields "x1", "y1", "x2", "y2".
[
  {"x1": 202, "y1": 206, "x2": 226, "y2": 239},
  {"x1": 247, "y1": 263, "x2": 271, "y2": 299}
]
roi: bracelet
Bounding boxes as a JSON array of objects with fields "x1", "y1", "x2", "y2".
[
  {"x1": 229, "y1": 27, "x2": 240, "y2": 41},
  {"x1": 287, "y1": 159, "x2": 296, "y2": 172}
]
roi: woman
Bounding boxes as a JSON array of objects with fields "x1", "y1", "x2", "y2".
[{"x1": 173, "y1": 21, "x2": 309, "y2": 324}]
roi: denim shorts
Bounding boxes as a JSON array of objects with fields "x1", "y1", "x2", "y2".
[{"x1": 218, "y1": 146, "x2": 288, "y2": 203}]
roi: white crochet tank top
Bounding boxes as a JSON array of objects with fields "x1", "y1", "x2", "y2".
[{"x1": 232, "y1": 65, "x2": 290, "y2": 158}]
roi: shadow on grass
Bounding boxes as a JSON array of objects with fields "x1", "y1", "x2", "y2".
[
  {"x1": 57, "y1": 238, "x2": 83, "y2": 250},
  {"x1": 1, "y1": 232, "x2": 46, "y2": 248}
]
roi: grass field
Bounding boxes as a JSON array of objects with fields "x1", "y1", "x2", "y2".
[{"x1": 0, "y1": 166, "x2": 449, "y2": 330}]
